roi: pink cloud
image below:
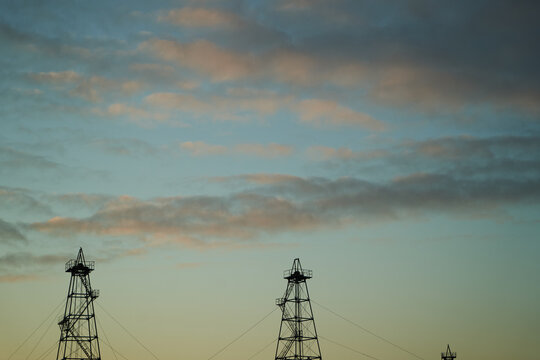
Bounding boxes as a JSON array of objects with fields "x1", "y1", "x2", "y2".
[
  {"x1": 179, "y1": 141, "x2": 295, "y2": 158},
  {"x1": 139, "y1": 39, "x2": 256, "y2": 82},
  {"x1": 105, "y1": 103, "x2": 170, "y2": 124},
  {"x1": 29, "y1": 70, "x2": 81, "y2": 83},
  {"x1": 295, "y1": 99, "x2": 385, "y2": 131},
  {"x1": 209, "y1": 173, "x2": 301, "y2": 185},
  {"x1": 305, "y1": 146, "x2": 388, "y2": 161},
  {"x1": 29, "y1": 70, "x2": 145, "y2": 102},
  {"x1": 145, "y1": 91, "x2": 383, "y2": 130},
  {"x1": 159, "y1": 8, "x2": 243, "y2": 29},
  {"x1": 234, "y1": 143, "x2": 294, "y2": 158},
  {"x1": 145, "y1": 91, "x2": 291, "y2": 122},
  {"x1": 180, "y1": 141, "x2": 228, "y2": 156}
]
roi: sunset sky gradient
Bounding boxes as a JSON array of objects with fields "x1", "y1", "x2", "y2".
[{"x1": 1, "y1": 1, "x2": 539, "y2": 360}]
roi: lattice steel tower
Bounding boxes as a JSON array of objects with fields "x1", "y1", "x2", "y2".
[
  {"x1": 56, "y1": 248, "x2": 101, "y2": 360},
  {"x1": 275, "y1": 258, "x2": 322, "y2": 360},
  {"x1": 441, "y1": 345, "x2": 457, "y2": 360}
]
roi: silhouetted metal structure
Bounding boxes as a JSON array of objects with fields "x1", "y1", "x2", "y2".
[
  {"x1": 275, "y1": 258, "x2": 322, "y2": 360},
  {"x1": 441, "y1": 344, "x2": 456, "y2": 360},
  {"x1": 56, "y1": 248, "x2": 101, "y2": 360}
]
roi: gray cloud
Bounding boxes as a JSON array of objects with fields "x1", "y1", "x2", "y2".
[
  {"x1": 0, "y1": 186, "x2": 54, "y2": 220},
  {"x1": 89, "y1": 138, "x2": 158, "y2": 156},
  {"x1": 0, "y1": 146, "x2": 60, "y2": 172},
  {"x1": 0, "y1": 252, "x2": 66, "y2": 269},
  {"x1": 0, "y1": 218, "x2": 26, "y2": 243},
  {"x1": 28, "y1": 170, "x2": 540, "y2": 248},
  {"x1": 4, "y1": 0, "x2": 540, "y2": 116},
  {"x1": 0, "y1": 251, "x2": 71, "y2": 282},
  {"x1": 308, "y1": 135, "x2": 540, "y2": 181},
  {"x1": 0, "y1": 186, "x2": 114, "y2": 223},
  {"x1": 288, "y1": 0, "x2": 540, "y2": 112}
]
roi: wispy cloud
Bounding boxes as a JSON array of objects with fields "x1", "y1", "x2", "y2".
[
  {"x1": 28, "y1": 169, "x2": 540, "y2": 248},
  {"x1": 145, "y1": 91, "x2": 291, "y2": 122},
  {"x1": 139, "y1": 39, "x2": 256, "y2": 82},
  {"x1": 180, "y1": 141, "x2": 294, "y2": 158},
  {"x1": 210, "y1": 173, "x2": 302, "y2": 185},
  {"x1": 306, "y1": 146, "x2": 386, "y2": 161},
  {"x1": 89, "y1": 138, "x2": 158, "y2": 156},
  {"x1": 180, "y1": 141, "x2": 228, "y2": 156},
  {"x1": 0, "y1": 186, "x2": 54, "y2": 219},
  {"x1": 29, "y1": 70, "x2": 81, "y2": 83},
  {"x1": 307, "y1": 135, "x2": 540, "y2": 180},
  {"x1": 41, "y1": 192, "x2": 113, "y2": 212},
  {"x1": 144, "y1": 91, "x2": 382, "y2": 129},
  {"x1": 138, "y1": 37, "x2": 367, "y2": 87},
  {"x1": 294, "y1": 99, "x2": 385, "y2": 130},
  {"x1": 0, "y1": 146, "x2": 60, "y2": 172},
  {"x1": 0, "y1": 218, "x2": 26, "y2": 243},
  {"x1": 235, "y1": 143, "x2": 294, "y2": 157},
  {"x1": 0, "y1": 252, "x2": 66, "y2": 268},
  {"x1": 29, "y1": 70, "x2": 144, "y2": 103},
  {"x1": 159, "y1": 8, "x2": 244, "y2": 29},
  {"x1": 102, "y1": 103, "x2": 170, "y2": 124},
  {"x1": 0, "y1": 252, "x2": 71, "y2": 283}
]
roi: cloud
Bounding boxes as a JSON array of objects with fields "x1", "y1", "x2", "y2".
[
  {"x1": 138, "y1": 38, "x2": 365, "y2": 87},
  {"x1": 145, "y1": 91, "x2": 381, "y2": 129},
  {"x1": 0, "y1": 146, "x2": 60, "y2": 172},
  {"x1": 306, "y1": 135, "x2": 540, "y2": 184},
  {"x1": 29, "y1": 193, "x2": 320, "y2": 247},
  {"x1": 157, "y1": 7, "x2": 287, "y2": 48},
  {"x1": 41, "y1": 192, "x2": 113, "y2": 211},
  {"x1": 139, "y1": 39, "x2": 256, "y2": 82},
  {"x1": 89, "y1": 138, "x2": 158, "y2": 156},
  {"x1": 0, "y1": 218, "x2": 26, "y2": 243},
  {"x1": 0, "y1": 252, "x2": 66, "y2": 268},
  {"x1": 103, "y1": 103, "x2": 169, "y2": 124},
  {"x1": 294, "y1": 99, "x2": 385, "y2": 130},
  {"x1": 29, "y1": 71, "x2": 144, "y2": 102},
  {"x1": 306, "y1": 146, "x2": 360, "y2": 160},
  {"x1": 210, "y1": 173, "x2": 302, "y2": 185},
  {"x1": 145, "y1": 2, "x2": 540, "y2": 113},
  {"x1": 6, "y1": 2, "x2": 540, "y2": 115},
  {"x1": 0, "y1": 186, "x2": 54, "y2": 219},
  {"x1": 29, "y1": 70, "x2": 81, "y2": 83},
  {"x1": 0, "y1": 252, "x2": 70, "y2": 282},
  {"x1": 180, "y1": 141, "x2": 294, "y2": 158},
  {"x1": 129, "y1": 63, "x2": 177, "y2": 80},
  {"x1": 159, "y1": 8, "x2": 243, "y2": 29},
  {"x1": 277, "y1": 0, "x2": 314, "y2": 12},
  {"x1": 180, "y1": 141, "x2": 228, "y2": 156},
  {"x1": 409, "y1": 135, "x2": 540, "y2": 161},
  {"x1": 234, "y1": 143, "x2": 294, "y2": 158},
  {"x1": 239, "y1": 174, "x2": 302, "y2": 185},
  {"x1": 0, "y1": 247, "x2": 151, "y2": 282},
  {"x1": 28, "y1": 168, "x2": 540, "y2": 248},
  {"x1": 290, "y1": 1, "x2": 540, "y2": 112},
  {"x1": 145, "y1": 91, "x2": 292, "y2": 122}
]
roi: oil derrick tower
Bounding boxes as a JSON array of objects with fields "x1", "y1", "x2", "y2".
[
  {"x1": 56, "y1": 248, "x2": 101, "y2": 360},
  {"x1": 441, "y1": 345, "x2": 456, "y2": 360},
  {"x1": 275, "y1": 258, "x2": 322, "y2": 360}
]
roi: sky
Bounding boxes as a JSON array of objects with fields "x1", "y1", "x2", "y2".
[{"x1": 1, "y1": 0, "x2": 539, "y2": 359}]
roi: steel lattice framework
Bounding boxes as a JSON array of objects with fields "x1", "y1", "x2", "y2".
[
  {"x1": 275, "y1": 258, "x2": 322, "y2": 360},
  {"x1": 441, "y1": 345, "x2": 457, "y2": 360},
  {"x1": 56, "y1": 248, "x2": 101, "y2": 360}
]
